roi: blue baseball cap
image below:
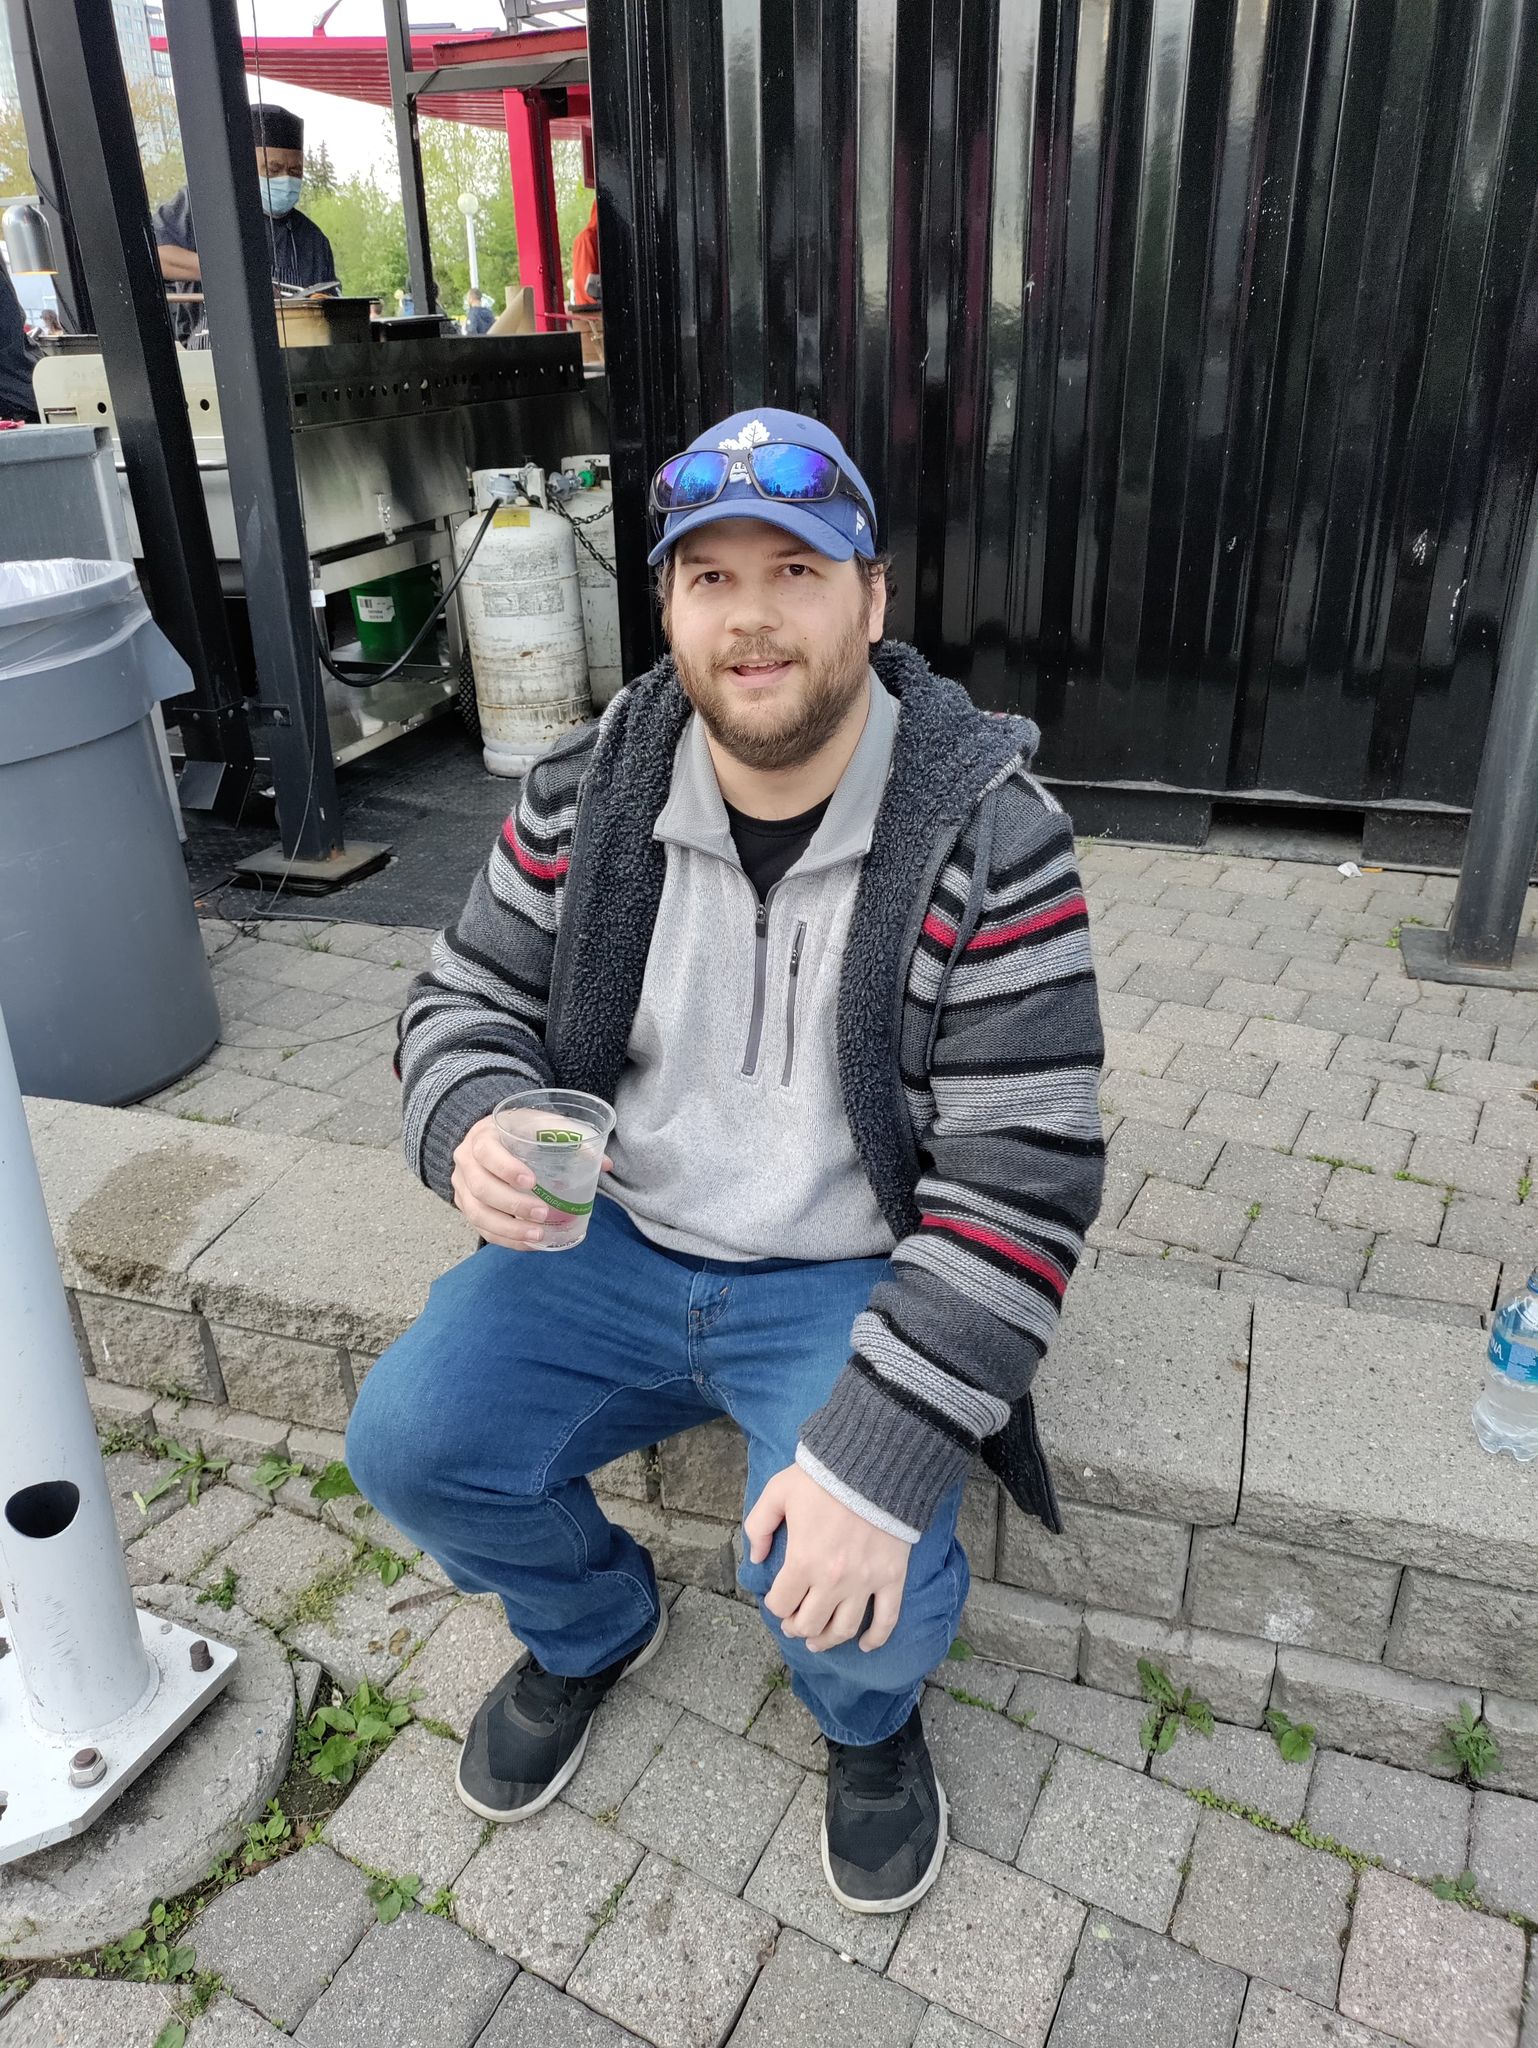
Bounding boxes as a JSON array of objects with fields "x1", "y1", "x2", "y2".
[{"x1": 646, "y1": 407, "x2": 878, "y2": 567}]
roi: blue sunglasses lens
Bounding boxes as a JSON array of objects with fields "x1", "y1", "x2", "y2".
[
  {"x1": 750, "y1": 445, "x2": 840, "y2": 500},
  {"x1": 656, "y1": 453, "x2": 727, "y2": 509}
]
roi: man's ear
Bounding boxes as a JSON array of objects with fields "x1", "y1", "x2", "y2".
[{"x1": 866, "y1": 567, "x2": 888, "y2": 646}]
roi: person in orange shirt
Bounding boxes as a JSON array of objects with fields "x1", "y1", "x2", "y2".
[{"x1": 571, "y1": 199, "x2": 600, "y2": 309}]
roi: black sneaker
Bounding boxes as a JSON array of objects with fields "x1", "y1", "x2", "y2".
[
  {"x1": 821, "y1": 1701, "x2": 948, "y2": 1913},
  {"x1": 455, "y1": 1604, "x2": 668, "y2": 1823}
]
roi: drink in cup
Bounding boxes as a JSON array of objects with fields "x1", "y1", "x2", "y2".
[{"x1": 492, "y1": 1089, "x2": 616, "y2": 1250}]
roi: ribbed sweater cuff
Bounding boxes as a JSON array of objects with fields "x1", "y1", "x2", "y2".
[
  {"x1": 414, "y1": 1068, "x2": 542, "y2": 1201},
  {"x1": 797, "y1": 1363, "x2": 972, "y2": 1538},
  {"x1": 795, "y1": 1445, "x2": 921, "y2": 1544}
]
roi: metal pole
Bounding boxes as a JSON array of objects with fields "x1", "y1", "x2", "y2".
[
  {"x1": 468, "y1": 212, "x2": 480, "y2": 293},
  {"x1": 0, "y1": 1024, "x2": 152, "y2": 1737},
  {"x1": 384, "y1": 0, "x2": 438, "y2": 319},
  {"x1": 0, "y1": 1000, "x2": 235, "y2": 1864},
  {"x1": 27, "y1": 0, "x2": 256, "y2": 814},
  {"x1": 504, "y1": 89, "x2": 565, "y2": 331},
  {"x1": 1400, "y1": 485, "x2": 1538, "y2": 990},
  {"x1": 4, "y1": 0, "x2": 92, "y2": 333},
  {"x1": 585, "y1": 0, "x2": 669, "y2": 677},
  {"x1": 162, "y1": 0, "x2": 347, "y2": 867}
]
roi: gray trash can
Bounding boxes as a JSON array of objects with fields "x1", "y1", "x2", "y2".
[{"x1": 0, "y1": 558, "x2": 220, "y2": 1104}]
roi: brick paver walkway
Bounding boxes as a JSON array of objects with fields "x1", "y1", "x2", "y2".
[
  {"x1": 145, "y1": 917, "x2": 434, "y2": 1149},
  {"x1": 3, "y1": 1455, "x2": 1535, "y2": 2046},
  {"x1": 1082, "y1": 845, "x2": 1538, "y2": 1329}
]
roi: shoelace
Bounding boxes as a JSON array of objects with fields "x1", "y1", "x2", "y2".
[
  {"x1": 513, "y1": 1644, "x2": 639, "y2": 1725},
  {"x1": 827, "y1": 1725, "x2": 914, "y2": 1803},
  {"x1": 512, "y1": 1657, "x2": 597, "y2": 1726}
]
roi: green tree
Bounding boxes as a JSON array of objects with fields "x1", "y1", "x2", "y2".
[
  {"x1": 128, "y1": 81, "x2": 183, "y2": 203},
  {"x1": 418, "y1": 116, "x2": 518, "y2": 313},
  {"x1": 0, "y1": 81, "x2": 181, "y2": 208},
  {"x1": 416, "y1": 121, "x2": 594, "y2": 316},
  {"x1": 552, "y1": 139, "x2": 596, "y2": 284},
  {"x1": 305, "y1": 139, "x2": 339, "y2": 196},
  {"x1": 0, "y1": 100, "x2": 29, "y2": 199},
  {"x1": 302, "y1": 171, "x2": 409, "y2": 300},
  {"x1": 130, "y1": 81, "x2": 186, "y2": 213}
]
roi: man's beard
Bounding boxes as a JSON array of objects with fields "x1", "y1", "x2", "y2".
[{"x1": 672, "y1": 611, "x2": 871, "y2": 772}]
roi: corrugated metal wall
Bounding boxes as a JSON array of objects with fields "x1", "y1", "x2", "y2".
[{"x1": 589, "y1": 0, "x2": 1538, "y2": 813}]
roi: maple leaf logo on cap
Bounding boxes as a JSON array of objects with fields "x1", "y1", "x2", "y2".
[{"x1": 717, "y1": 419, "x2": 772, "y2": 452}]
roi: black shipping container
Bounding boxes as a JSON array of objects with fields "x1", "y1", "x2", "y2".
[{"x1": 590, "y1": 0, "x2": 1538, "y2": 848}]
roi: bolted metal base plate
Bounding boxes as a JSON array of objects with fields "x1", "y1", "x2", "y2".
[
  {"x1": 0, "y1": 1609, "x2": 236, "y2": 1865},
  {"x1": 1399, "y1": 925, "x2": 1538, "y2": 991},
  {"x1": 229, "y1": 839, "x2": 392, "y2": 895}
]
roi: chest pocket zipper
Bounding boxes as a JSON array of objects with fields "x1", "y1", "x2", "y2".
[{"x1": 781, "y1": 922, "x2": 807, "y2": 1087}]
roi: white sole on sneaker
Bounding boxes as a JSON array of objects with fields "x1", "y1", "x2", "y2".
[
  {"x1": 819, "y1": 1776, "x2": 949, "y2": 1914},
  {"x1": 454, "y1": 1598, "x2": 669, "y2": 1825}
]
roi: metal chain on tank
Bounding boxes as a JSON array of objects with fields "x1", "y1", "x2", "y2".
[{"x1": 547, "y1": 480, "x2": 618, "y2": 580}]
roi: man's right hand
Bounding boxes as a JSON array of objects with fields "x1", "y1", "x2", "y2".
[{"x1": 450, "y1": 1113, "x2": 610, "y2": 1250}]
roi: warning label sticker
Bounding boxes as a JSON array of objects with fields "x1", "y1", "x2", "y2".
[{"x1": 481, "y1": 583, "x2": 566, "y2": 619}]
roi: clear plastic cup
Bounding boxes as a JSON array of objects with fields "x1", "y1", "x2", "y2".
[{"x1": 492, "y1": 1088, "x2": 616, "y2": 1250}]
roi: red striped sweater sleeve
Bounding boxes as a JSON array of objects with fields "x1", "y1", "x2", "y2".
[
  {"x1": 797, "y1": 779, "x2": 1105, "y2": 1538},
  {"x1": 399, "y1": 747, "x2": 584, "y2": 1197}
]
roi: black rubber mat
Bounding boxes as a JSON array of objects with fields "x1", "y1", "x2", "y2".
[{"x1": 184, "y1": 717, "x2": 516, "y2": 931}]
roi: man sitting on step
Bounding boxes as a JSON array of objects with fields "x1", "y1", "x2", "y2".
[{"x1": 346, "y1": 407, "x2": 1105, "y2": 1915}]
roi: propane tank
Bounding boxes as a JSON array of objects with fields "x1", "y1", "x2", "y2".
[
  {"x1": 456, "y1": 470, "x2": 592, "y2": 777},
  {"x1": 552, "y1": 459, "x2": 622, "y2": 710}
]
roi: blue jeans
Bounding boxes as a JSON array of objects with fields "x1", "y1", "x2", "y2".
[{"x1": 346, "y1": 1196, "x2": 969, "y2": 1745}]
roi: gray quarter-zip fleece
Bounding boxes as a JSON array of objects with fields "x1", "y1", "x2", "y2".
[{"x1": 604, "y1": 670, "x2": 899, "y2": 1264}]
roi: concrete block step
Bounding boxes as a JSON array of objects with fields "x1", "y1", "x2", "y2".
[{"x1": 27, "y1": 1098, "x2": 1538, "y2": 1729}]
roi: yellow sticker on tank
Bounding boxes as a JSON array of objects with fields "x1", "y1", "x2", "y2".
[{"x1": 492, "y1": 508, "x2": 531, "y2": 528}]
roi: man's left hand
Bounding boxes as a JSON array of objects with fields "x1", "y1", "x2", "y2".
[{"x1": 744, "y1": 1463, "x2": 911, "y2": 1653}]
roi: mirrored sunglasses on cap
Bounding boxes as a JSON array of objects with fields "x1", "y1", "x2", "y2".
[{"x1": 649, "y1": 442, "x2": 875, "y2": 528}]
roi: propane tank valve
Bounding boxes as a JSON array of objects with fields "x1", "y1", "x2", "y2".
[{"x1": 483, "y1": 471, "x2": 525, "y2": 507}]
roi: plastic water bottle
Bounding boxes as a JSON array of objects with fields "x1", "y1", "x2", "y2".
[{"x1": 1473, "y1": 1270, "x2": 1538, "y2": 1461}]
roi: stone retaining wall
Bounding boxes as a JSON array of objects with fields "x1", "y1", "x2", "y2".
[{"x1": 35, "y1": 1095, "x2": 1538, "y2": 1800}]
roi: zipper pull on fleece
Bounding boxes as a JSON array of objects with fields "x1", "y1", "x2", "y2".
[{"x1": 755, "y1": 901, "x2": 768, "y2": 938}]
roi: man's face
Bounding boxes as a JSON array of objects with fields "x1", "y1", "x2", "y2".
[
  {"x1": 254, "y1": 145, "x2": 304, "y2": 182},
  {"x1": 663, "y1": 518, "x2": 885, "y2": 773}
]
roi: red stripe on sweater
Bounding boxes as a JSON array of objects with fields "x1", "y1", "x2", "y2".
[
  {"x1": 922, "y1": 1212, "x2": 1067, "y2": 1297},
  {"x1": 964, "y1": 894, "x2": 1086, "y2": 953},
  {"x1": 501, "y1": 815, "x2": 569, "y2": 882},
  {"x1": 923, "y1": 910, "x2": 957, "y2": 948}
]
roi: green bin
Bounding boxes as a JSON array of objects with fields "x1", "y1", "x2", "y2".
[{"x1": 348, "y1": 564, "x2": 440, "y2": 661}]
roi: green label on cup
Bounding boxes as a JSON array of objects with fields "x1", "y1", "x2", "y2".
[
  {"x1": 537, "y1": 1127, "x2": 584, "y2": 1145},
  {"x1": 532, "y1": 1184, "x2": 594, "y2": 1217}
]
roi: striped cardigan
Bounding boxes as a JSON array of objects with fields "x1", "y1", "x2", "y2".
[{"x1": 399, "y1": 640, "x2": 1105, "y2": 1536}]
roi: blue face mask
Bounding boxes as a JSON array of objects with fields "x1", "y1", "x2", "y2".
[{"x1": 259, "y1": 175, "x2": 302, "y2": 218}]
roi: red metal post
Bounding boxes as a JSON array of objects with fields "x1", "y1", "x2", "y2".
[{"x1": 503, "y1": 87, "x2": 565, "y2": 331}]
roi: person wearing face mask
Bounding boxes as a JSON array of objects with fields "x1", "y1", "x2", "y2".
[{"x1": 152, "y1": 102, "x2": 337, "y2": 341}]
